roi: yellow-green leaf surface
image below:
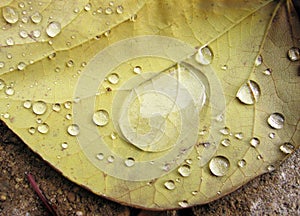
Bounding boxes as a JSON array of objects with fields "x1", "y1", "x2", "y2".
[{"x1": 0, "y1": 0, "x2": 299, "y2": 210}]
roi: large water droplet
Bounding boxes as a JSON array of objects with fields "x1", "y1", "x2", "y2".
[
  {"x1": 267, "y1": 113, "x2": 284, "y2": 129},
  {"x1": 178, "y1": 164, "x2": 191, "y2": 177},
  {"x1": 32, "y1": 101, "x2": 47, "y2": 115},
  {"x1": 287, "y1": 47, "x2": 300, "y2": 62},
  {"x1": 93, "y1": 110, "x2": 109, "y2": 126},
  {"x1": 2, "y1": 7, "x2": 19, "y2": 24},
  {"x1": 195, "y1": 46, "x2": 213, "y2": 65},
  {"x1": 67, "y1": 124, "x2": 80, "y2": 136},
  {"x1": 46, "y1": 21, "x2": 61, "y2": 38},
  {"x1": 164, "y1": 180, "x2": 175, "y2": 190},
  {"x1": 124, "y1": 157, "x2": 135, "y2": 167},
  {"x1": 37, "y1": 123, "x2": 49, "y2": 134},
  {"x1": 209, "y1": 156, "x2": 230, "y2": 177},
  {"x1": 250, "y1": 137, "x2": 260, "y2": 148},
  {"x1": 30, "y1": 12, "x2": 42, "y2": 23},
  {"x1": 107, "y1": 73, "x2": 119, "y2": 84},
  {"x1": 236, "y1": 80, "x2": 260, "y2": 105},
  {"x1": 279, "y1": 143, "x2": 294, "y2": 154}
]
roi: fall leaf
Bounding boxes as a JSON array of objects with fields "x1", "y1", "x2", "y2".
[{"x1": 0, "y1": 0, "x2": 299, "y2": 210}]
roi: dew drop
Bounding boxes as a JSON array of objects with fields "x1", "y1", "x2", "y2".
[
  {"x1": 107, "y1": 155, "x2": 115, "y2": 163},
  {"x1": 64, "y1": 101, "x2": 72, "y2": 109},
  {"x1": 84, "y1": 3, "x2": 92, "y2": 11},
  {"x1": 110, "y1": 132, "x2": 117, "y2": 140},
  {"x1": 61, "y1": 142, "x2": 68, "y2": 149},
  {"x1": 32, "y1": 30, "x2": 41, "y2": 38},
  {"x1": 23, "y1": 100, "x2": 32, "y2": 109},
  {"x1": 18, "y1": 2, "x2": 25, "y2": 8},
  {"x1": 30, "y1": 12, "x2": 42, "y2": 23},
  {"x1": 37, "y1": 123, "x2": 49, "y2": 134},
  {"x1": 195, "y1": 46, "x2": 213, "y2": 65},
  {"x1": 107, "y1": 73, "x2": 119, "y2": 84},
  {"x1": 237, "y1": 159, "x2": 246, "y2": 168},
  {"x1": 32, "y1": 101, "x2": 47, "y2": 115},
  {"x1": 250, "y1": 137, "x2": 260, "y2": 148},
  {"x1": 66, "y1": 60, "x2": 74, "y2": 67},
  {"x1": 28, "y1": 127, "x2": 36, "y2": 134},
  {"x1": 192, "y1": 191, "x2": 198, "y2": 196},
  {"x1": 2, "y1": 113, "x2": 10, "y2": 119},
  {"x1": 65, "y1": 113, "x2": 72, "y2": 120},
  {"x1": 124, "y1": 157, "x2": 135, "y2": 167},
  {"x1": 209, "y1": 156, "x2": 230, "y2": 177},
  {"x1": 130, "y1": 14, "x2": 137, "y2": 22},
  {"x1": 178, "y1": 200, "x2": 189, "y2": 208},
  {"x1": 48, "y1": 53, "x2": 56, "y2": 60},
  {"x1": 52, "y1": 103, "x2": 61, "y2": 112},
  {"x1": 234, "y1": 132, "x2": 244, "y2": 140},
  {"x1": 67, "y1": 124, "x2": 80, "y2": 136},
  {"x1": 17, "y1": 62, "x2": 26, "y2": 70},
  {"x1": 6, "y1": 37, "x2": 15, "y2": 46},
  {"x1": 93, "y1": 110, "x2": 109, "y2": 126},
  {"x1": 116, "y1": 5, "x2": 124, "y2": 14},
  {"x1": 164, "y1": 180, "x2": 175, "y2": 190},
  {"x1": 287, "y1": 47, "x2": 300, "y2": 62},
  {"x1": 185, "y1": 159, "x2": 192, "y2": 165},
  {"x1": 279, "y1": 143, "x2": 295, "y2": 154},
  {"x1": 267, "y1": 113, "x2": 284, "y2": 129},
  {"x1": 96, "y1": 153, "x2": 104, "y2": 160},
  {"x1": 19, "y1": 30, "x2": 28, "y2": 38},
  {"x1": 236, "y1": 80, "x2": 260, "y2": 105},
  {"x1": 220, "y1": 127, "x2": 230, "y2": 135},
  {"x1": 36, "y1": 118, "x2": 42, "y2": 124},
  {"x1": 0, "y1": 62, "x2": 5, "y2": 69},
  {"x1": 105, "y1": 7, "x2": 113, "y2": 14},
  {"x1": 262, "y1": 68, "x2": 272, "y2": 75},
  {"x1": 269, "y1": 132, "x2": 275, "y2": 139},
  {"x1": 267, "y1": 165, "x2": 275, "y2": 172},
  {"x1": 0, "y1": 79, "x2": 6, "y2": 90},
  {"x1": 133, "y1": 66, "x2": 142, "y2": 74},
  {"x1": 5, "y1": 87, "x2": 15, "y2": 96},
  {"x1": 178, "y1": 164, "x2": 191, "y2": 177},
  {"x1": 46, "y1": 21, "x2": 61, "y2": 38},
  {"x1": 255, "y1": 55, "x2": 262, "y2": 66},
  {"x1": 2, "y1": 7, "x2": 19, "y2": 24},
  {"x1": 221, "y1": 138, "x2": 231, "y2": 147}
]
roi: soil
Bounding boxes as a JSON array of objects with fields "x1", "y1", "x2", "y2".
[{"x1": 0, "y1": 120, "x2": 299, "y2": 216}]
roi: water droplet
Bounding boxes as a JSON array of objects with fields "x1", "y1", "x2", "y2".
[
  {"x1": 262, "y1": 68, "x2": 272, "y2": 75},
  {"x1": 267, "y1": 113, "x2": 284, "y2": 129},
  {"x1": 73, "y1": 8, "x2": 80, "y2": 13},
  {"x1": 236, "y1": 80, "x2": 260, "y2": 105},
  {"x1": 0, "y1": 62, "x2": 5, "y2": 69},
  {"x1": 195, "y1": 46, "x2": 213, "y2": 65},
  {"x1": 234, "y1": 132, "x2": 244, "y2": 140},
  {"x1": 61, "y1": 142, "x2": 68, "y2": 149},
  {"x1": 133, "y1": 66, "x2": 142, "y2": 74},
  {"x1": 107, "y1": 155, "x2": 115, "y2": 163},
  {"x1": 65, "y1": 113, "x2": 72, "y2": 120},
  {"x1": 6, "y1": 37, "x2": 14, "y2": 46},
  {"x1": 32, "y1": 101, "x2": 47, "y2": 115},
  {"x1": 178, "y1": 200, "x2": 189, "y2": 208},
  {"x1": 96, "y1": 153, "x2": 104, "y2": 160},
  {"x1": 255, "y1": 55, "x2": 263, "y2": 66},
  {"x1": 107, "y1": 73, "x2": 119, "y2": 84},
  {"x1": 178, "y1": 164, "x2": 191, "y2": 177},
  {"x1": 164, "y1": 180, "x2": 175, "y2": 190},
  {"x1": 93, "y1": 110, "x2": 109, "y2": 126},
  {"x1": 23, "y1": 100, "x2": 32, "y2": 109},
  {"x1": 37, "y1": 123, "x2": 49, "y2": 134},
  {"x1": 220, "y1": 127, "x2": 230, "y2": 135},
  {"x1": 2, "y1": 113, "x2": 10, "y2": 119},
  {"x1": 48, "y1": 53, "x2": 56, "y2": 60},
  {"x1": 5, "y1": 87, "x2": 15, "y2": 96},
  {"x1": 17, "y1": 62, "x2": 26, "y2": 70},
  {"x1": 66, "y1": 60, "x2": 74, "y2": 67},
  {"x1": 84, "y1": 3, "x2": 92, "y2": 11},
  {"x1": 116, "y1": 5, "x2": 124, "y2": 14},
  {"x1": 221, "y1": 65, "x2": 228, "y2": 70},
  {"x1": 46, "y1": 21, "x2": 61, "y2": 38},
  {"x1": 130, "y1": 14, "x2": 137, "y2": 22},
  {"x1": 28, "y1": 127, "x2": 36, "y2": 134},
  {"x1": 104, "y1": 30, "x2": 111, "y2": 37},
  {"x1": 105, "y1": 7, "x2": 113, "y2": 14},
  {"x1": 192, "y1": 191, "x2": 198, "y2": 196},
  {"x1": 67, "y1": 124, "x2": 80, "y2": 136},
  {"x1": 52, "y1": 103, "x2": 61, "y2": 112},
  {"x1": 19, "y1": 30, "x2": 28, "y2": 38},
  {"x1": 267, "y1": 165, "x2": 275, "y2": 172},
  {"x1": 185, "y1": 159, "x2": 193, "y2": 165},
  {"x1": 124, "y1": 157, "x2": 135, "y2": 167},
  {"x1": 287, "y1": 47, "x2": 300, "y2": 62},
  {"x1": 237, "y1": 159, "x2": 246, "y2": 168},
  {"x1": 0, "y1": 79, "x2": 6, "y2": 90},
  {"x1": 64, "y1": 101, "x2": 72, "y2": 109},
  {"x1": 36, "y1": 118, "x2": 42, "y2": 124},
  {"x1": 54, "y1": 67, "x2": 60, "y2": 72},
  {"x1": 18, "y1": 2, "x2": 25, "y2": 8},
  {"x1": 221, "y1": 138, "x2": 231, "y2": 147},
  {"x1": 279, "y1": 142, "x2": 294, "y2": 154},
  {"x1": 32, "y1": 30, "x2": 41, "y2": 38},
  {"x1": 250, "y1": 137, "x2": 260, "y2": 148},
  {"x1": 209, "y1": 156, "x2": 230, "y2": 177},
  {"x1": 257, "y1": 155, "x2": 263, "y2": 160},
  {"x1": 110, "y1": 132, "x2": 117, "y2": 140},
  {"x1": 30, "y1": 12, "x2": 42, "y2": 23},
  {"x1": 2, "y1": 7, "x2": 19, "y2": 24},
  {"x1": 269, "y1": 132, "x2": 275, "y2": 139}
]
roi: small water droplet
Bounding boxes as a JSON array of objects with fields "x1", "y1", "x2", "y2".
[
  {"x1": 209, "y1": 156, "x2": 230, "y2": 177},
  {"x1": 195, "y1": 46, "x2": 213, "y2": 65},
  {"x1": 73, "y1": 8, "x2": 80, "y2": 13},
  {"x1": 107, "y1": 155, "x2": 115, "y2": 163},
  {"x1": 6, "y1": 37, "x2": 15, "y2": 46},
  {"x1": 267, "y1": 165, "x2": 275, "y2": 172},
  {"x1": 2, "y1": 7, "x2": 19, "y2": 24},
  {"x1": 234, "y1": 132, "x2": 244, "y2": 140},
  {"x1": 221, "y1": 138, "x2": 231, "y2": 147},
  {"x1": 32, "y1": 101, "x2": 47, "y2": 115},
  {"x1": 2, "y1": 113, "x2": 10, "y2": 119},
  {"x1": 130, "y1": 14, "x2": 137, "y2": 22},
  {"x1": 105, "y1": 7, "x2": 113, "y2": 14},
  {"x1": 221, "y1": 65, "x2": 228, "y2": 70},
  {"x1": 17, "y1": 62, "x2": 26, "y2": 70},
  {"x1": 192, "y1": 191, "x2": 198, "y2": 196},
  {"x1": 178, "y1": 164, "x2": 191, "y2": 177},
  {"x1": 124, "y1": 157, "x2": 135, "y2": 167},
  {"x1": 30, "y1": 12, "x2": 42, "y2": 23},
  {"x1": 19, "y1": 30, "x2": 28, "y2": 38},
  {"x1": 116, "y1": 5, "x2": 124, "y2": 14},
  {"x1": 48, "y1": 53, "x2": 56, "y2": 60},
  {"x1": 93, "y1": 110, "x2": 109, "y2": 126},
  {"x1": 164, "y1": 180, "x2": 175, "y2": 190},
  {"x1": 236, "y1": 80, "x2": 260, "y2": 105},
  {"x1": 107, "y1": 73, "x2": 119, "y2": 84},
  {"x1": 220, "y1": 127, "x2": 230, "y2": 135},
  {"x1": 110, "y1": 132, "x2": 117, "y2": 140},
  {"x1": 64, "y1": 101, "x2": 72, "y2": 109},
  {"x1": 67, "y1": 124, "x2": 80, "y2": 136},
  {"x1": 269, "y1": 132, "x2": 275, "y2": 139},
  {"x1": 18, "y1": 2, "x2": 25, "y2": 8},
  {"x1": 133, "y1": 66, "x2": 142, "y2": 74},
  {"x1": 46, "y1": 21, "x2": 61, "y2": 38},
  {"x1": 21, "y1": 16, "x2": 28, "y2": 23},
  {"x1": 185, "y1": 159, "x2": 192, "y2": 165},
  {"x1": 178, "y1": 200, "x2": 189, "y2": 208},
  {"x1": 267, "y1": 113, "x2": 284, "y2": 129},
  {"x1": 0, "y1": 62, "x2": 5, "y2": 69},
  {"x1": 65, "y1": 113, "x2": 72, "y2": 120},
  {"x1": 237, "y1": 159, "x2": 246, "y2": 168},
  {"x1": 61, "y1": 142, "x2": 68, "y2": 149},
  {"x1": 96, "y1": 153, "x2": 104, "y2": 160},
  {"x1": 257, "y1": 154, "x2": 263, "y2": 160},
  {"x1": 32, "y1": 30, "x2": 41, "y2": 38},
  {"x1": 279, "y1": 142, "x2": 294, "y2": 154},
  {"x1": 52, "y1": 103, "x2": 61, "y2": 112},
  {"x1": 255, "y1": 55, "x2": 262, "y2": 66},
  {"x1": 104, "y1": 30, "x2": 111, "y2": 37},
  {"x1": 262, "y1": 68, "x2": 272, "y2": 75},
  {"x1": 84, "y1": 3, "x2": 92, "y2": 11},
  {"x1": 250, "y1": 137, "x2": 260, "y2": 148},
  {"x1": 66, "y1": 60, "x2": 74, "y2": 67},
  {"x1": 37, "y1": 123, "x2": 49, "y2": 134},
  {"x1": 5, "y1": 87, "x2": 15, "y2": 96},
  {"x1": 287, "y1": 47, "x2": 300, "y2": 62},
  {"x1": 0, "y1": 79, "x2": 5, "y2": 90},
  {"x1": 28, "y1": 127, "x2": 36, "y2": 134},
  {"x1": 23, "y1": 100, "x2": 32, "y2": 109}
]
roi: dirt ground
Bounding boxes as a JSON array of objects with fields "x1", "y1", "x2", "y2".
[{"x1": 0, "y1": 120, "x2": 299, "y2": 216}]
